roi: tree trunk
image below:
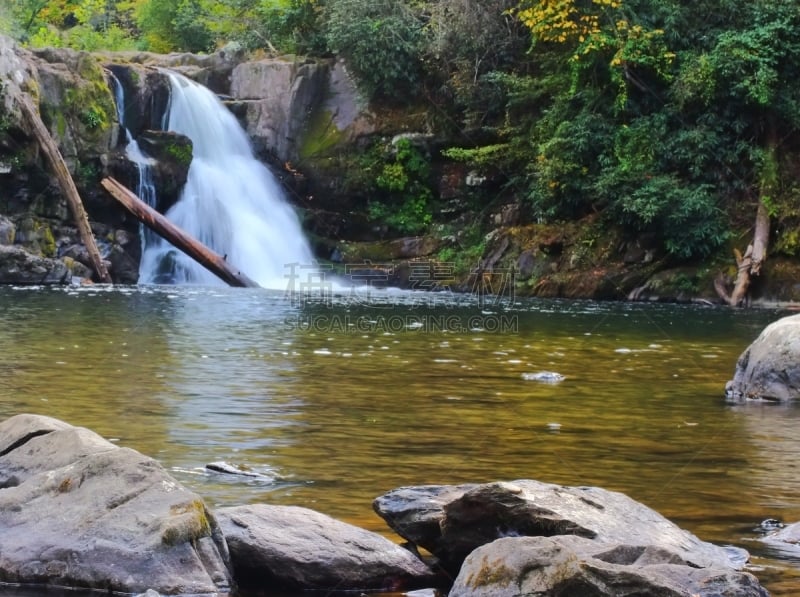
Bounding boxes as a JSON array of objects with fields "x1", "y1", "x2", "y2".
[
  {"x1": 716, "y1": 127, "x2": 776, "y2": 307},
  {"x1": 16, "y1": 93, "x2": 112, "y2": 283},
  {"x1": 101, "y1": 177, "x2": 260, "y2": 288}
]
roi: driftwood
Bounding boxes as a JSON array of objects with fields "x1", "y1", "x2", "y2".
[
  {"x1": 16, "y1": 93, "x2": 111, "y2": 282},
  {"x1": 101, "y1": 177, "x2": 259, "y2": 288}
]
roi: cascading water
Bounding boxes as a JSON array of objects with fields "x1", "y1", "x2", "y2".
[
  {"x1": 138, "y1": 72, "x2": 315, "y2": 289},
  {"x1": 108, "y1": 72, "x2": 158, "y2": 250}
]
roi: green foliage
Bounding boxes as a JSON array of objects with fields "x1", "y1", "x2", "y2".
[
  {"x1": 80, "y1": 107, "x2": 104, "y2": 129},
  {"x1": 324, "y1": 0, "x2": 425, "y2": 101},
  {"x1": 136, "y1": 0, "x2": 213, "y2": 52},
  {"x1": 165, "y1": 141, "x2": 193, "y2": 167},
  {"x1": 436, "y1": 220, "x2": 486, "y2": 276},
  {"x1": 367, "y1": 138, "x2": 433, "y2": 235}
]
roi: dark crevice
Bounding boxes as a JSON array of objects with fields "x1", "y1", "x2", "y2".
[{"x1": 0, "y1": 429, "x2": 54, "y2": 457}]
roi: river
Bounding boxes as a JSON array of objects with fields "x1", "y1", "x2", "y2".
[{"x1": 1, "y1": 285, "x2": 799, "y2": 594}]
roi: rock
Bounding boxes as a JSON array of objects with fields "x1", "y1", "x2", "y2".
[
  {"x1": 31, "y1": 47, "x2": 117, "y2": 169},
  {"x1": 0, "y1": 216, "x2": 15, "y2": 245},
  {"x1": 515, "y1": 250, "x2": 536, "y2": 280},
  {"x1": 105, "y1": 65, "x2": 171, "y2": 138},
  {"x1": 135, "y1": 130, "x2": 193, "y2": 212},
  {"x1": 0, "y1": 414, "x2": 233, "y2": 595},
  {"x1": 450, "y1": 536, "x2": 768, "y2": 597},
  {"x1": 725, "y1": 313, "x2": 800, "y2": 402},
  {"x1": 0, "y1": 244, "x2": 70, "y2": 284},
  {"x1": 762, "y1": 521, "x2": 800, "y2": 557},
  {"x1": 205, "y1": 461, "x2": 274, "y2": 481},
  {"x1": 373, "y1": 484, "x2": 479, "y2": 560},
  {"x1": 521, "y1": 371, "x2": 565, "y2": 383},
  {"x1": 374, "y1": 480, "x2": 744, "y2": 575},
  {"x1": 0, "y1": 34, "x2": 36, "y2": 126},
  {"x1": 217, "y1": 504, "x2": 437, "y2": 592},
  {"x1": 491, "y1": 203, "x2": 520, "y2": 227},
  {"x1": 230, "y1": 59, "x2": 328, "y2": 162}
]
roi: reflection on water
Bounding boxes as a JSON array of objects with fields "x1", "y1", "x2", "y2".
[{"x1": 1, "y1": 286, "x2": 800, "y2": 594}]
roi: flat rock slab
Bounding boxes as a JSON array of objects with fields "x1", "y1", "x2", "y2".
[
  {"x1": 450, "y1": 536, "x2": 769, "y2": 597},
  {"x1": 0, "y1": 414, "x2": 232, "y2": 595},
  {"x1": 726, "y1": 313, "x2": 800, "y2": 402},
  {"x1": 374, "y1": 480, "x2": 744, "y2": 574},
  {"x1": 217, "y1": 504, "x2": 438, "y2": 591}
]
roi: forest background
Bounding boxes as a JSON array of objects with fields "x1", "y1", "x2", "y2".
[{"x1": 3, "y1": 0, "x2": 800, "y2": 300}]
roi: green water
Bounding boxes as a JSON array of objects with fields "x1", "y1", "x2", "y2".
[{"x1": 1, "y1": 285, "x2": 800, "y2": 594}]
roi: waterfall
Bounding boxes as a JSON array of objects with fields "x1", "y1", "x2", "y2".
[
  {"x1": 108, "y1": 72, "x2": 158, "y2": 251},
  {"x1": 138, "y1": 72, "x2": 315, "y2": 289}
]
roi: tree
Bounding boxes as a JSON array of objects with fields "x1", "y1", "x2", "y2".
[
  {"x1": 690, "y1": 0, "x2": 800, "y2": 305},
  {"x1": 136, "y1": 0, "x2": 213, "y2": 52}
]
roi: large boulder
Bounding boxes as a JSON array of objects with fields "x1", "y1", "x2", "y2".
[
  {"x1": 374, "y1": 480, "x2": 745, "y2": 575},
  {"x1": 0, "y1": 414, "x2": 233, "y2": 595},
  {"x1": 217, "y1": 504, "x2": 438, "y2": 592},
  {"x1": 450, "y1": 536, "x2": 768, "y2": 597},
  {"x1": 725, "y1": 313, "x2": 800, "y2": 402}
]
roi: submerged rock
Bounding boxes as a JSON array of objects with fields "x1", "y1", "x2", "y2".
[
  {"x1": 725, "y1": 313, "x2": 800, "y2": 402},
  {"x1": 374, "y1": 480, "x2": 747, "y2": 576},
  {"x1": 450, "y1": 536, "x2": 768, "y2": 597},
  {"x1": 0, "y1": 414, "x2": 233, "y2": 595},
  {"x1": 216, "y1": 504, "x2": 438, "y2": 592},
  {"x1": 521, "y1": 371, "x2": 565, "y2": 383}
]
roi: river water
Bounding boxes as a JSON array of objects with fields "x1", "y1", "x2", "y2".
[{"x1": 1, "y1": 285, "x2": 799, "y2": 594}]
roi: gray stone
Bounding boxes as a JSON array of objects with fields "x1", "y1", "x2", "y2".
[
  {"x1": 762, "y1": 520, "x2": 800, "y2": 557},
  {"x1": 375, "y1": 480, "x2": 745, "y2": 575},
  {"x1": 0, "y1": 414, "x2": 233, "y2": 595},
  {"x1": 0, "y1": 34, "x2": 36, "y2": 125},
  {"x1": 217, "y1": 503, "x2": 437, "y2": 592},
  {"x1": 0, "y1": 216, "x2": 16, "y2": 245},
  {"x1": 726, "y1": 313, "x2": 800, "y2": 402},
  {"x1": 0, "y1": 244, "x2": 70, "y2": 284},
  {"x1": 230, "y1": 59, "x2": 327, "y2": 161},
  {"x1": 450, "y1": 536, "x2": 768, "y2": 597},
  {"x1": 373, "y1": 484, "x2": 479, "y2": 561}
]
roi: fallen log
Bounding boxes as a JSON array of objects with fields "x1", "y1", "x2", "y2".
[
  {"x1": 16, "y1": 93, "x2": 111, "y2": 283},
  {"x1": 101, "y1": 177, "x2": 259, "y2": 288}
]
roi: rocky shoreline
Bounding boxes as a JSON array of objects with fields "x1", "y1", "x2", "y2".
[{"x1": 1, "y1": 412, "x2": 793, "y2": 596}]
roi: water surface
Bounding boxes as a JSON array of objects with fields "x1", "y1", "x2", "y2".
[{"x1": 1, "y1": 286, "x2": 799, "y2": 594}]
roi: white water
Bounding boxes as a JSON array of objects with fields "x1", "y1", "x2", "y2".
[
  {"x1": 109, "y1": 72, "x2": 158, "y2": 252},
  {"x1": 139, "y1": 73, "x2": 315, "y2": 289}
]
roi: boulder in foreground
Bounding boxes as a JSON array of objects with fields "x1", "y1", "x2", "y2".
[
  {"x1": 217, "y1": 504, "x2": 438, "y2": 592},
  {"x1": 0, "y1": 414, "x2": 233, "y2": 595},
  {"x1": 450, "y1": 535, "x2": 768, "y2": 597},
  {"x1": 374, "y1": 480, "x2": 744, "y2": 575}
]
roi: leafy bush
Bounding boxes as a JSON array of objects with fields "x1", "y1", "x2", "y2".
[
  {"x1": 367, "y1": 138, "x2": 433, "y2": 235},
  {"x1": 324, "y1": 0, "x2": 425, "y2": 101}
]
